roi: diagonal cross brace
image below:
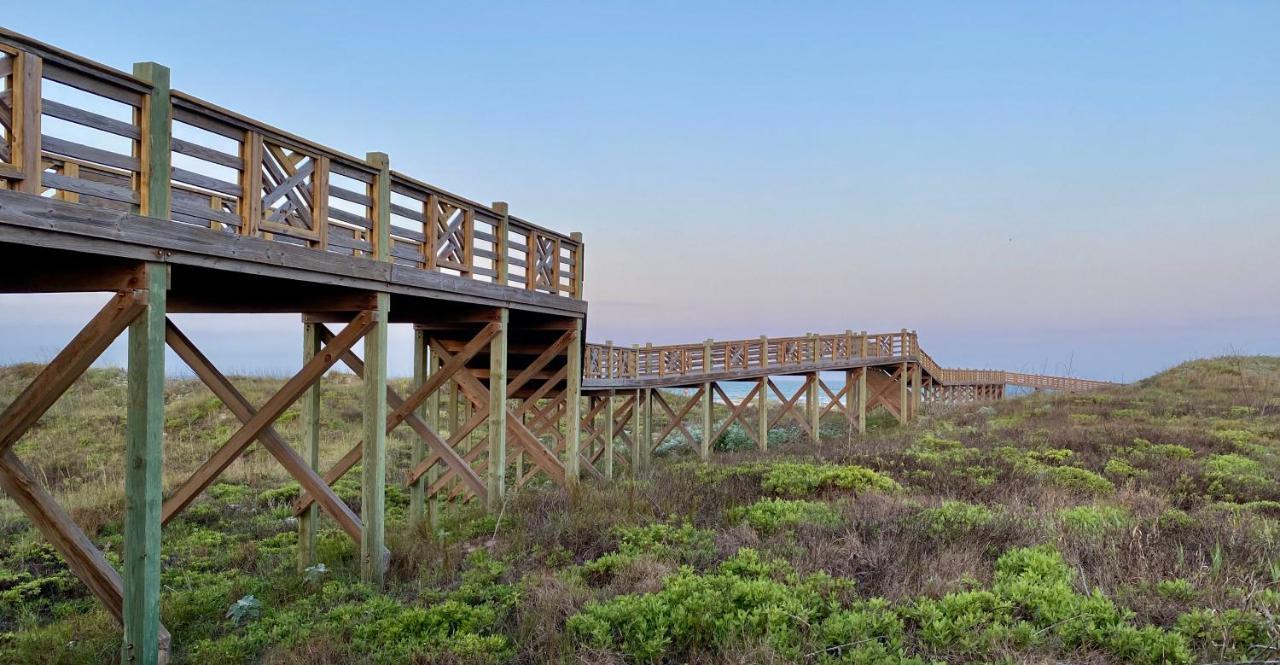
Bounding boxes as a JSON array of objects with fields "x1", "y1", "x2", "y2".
[
  {"x1": 0, "y1": 451, "x2": 173, "y2": 655},
  {"x1": 164, "y1": 320, "x2": 366, "y2": 543},
  {"x1": 161, "y1": 310, "x2": 377, "y2": 524},
  {"x1": 0, "y1": 290, "x2": 147, "y2": 456},
  {"x1": 291, "y1": 324, "x2": 489, "y2": 516}
]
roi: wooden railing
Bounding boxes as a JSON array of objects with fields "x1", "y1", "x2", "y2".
[
  {"x1": 586, "y1": 329, "x2": 916, "y2": 380},
  {"x1": 0, "y1": 29, "x2": 583, "y2": 298},
  {"x1": 585, "y1": 329, "x2": 1115, "y2": 392}
]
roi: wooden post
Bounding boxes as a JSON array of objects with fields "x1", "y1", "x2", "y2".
[
  {"x1": 491, "y1": 202, "x2": 509, "y2": 287},
  {"x1": 603, "y1": 394, "x2": 615, "y2": 479},
  {"x1": 760, "y1": 335, "x2": 769, "y2": 368},
  {"x1": 487, "y1": 309, "x2": 509, "y2": 511},
  {"x1": 570, "y1": 231, "x2": 585, "y2": 299},
  {"x1": 757, "y1": 376, "x2": 768, "y2": 451},
  {"x1": 631, "y1": 344, "x2": 640, "y2": 378},
  {"x1": 361, "y1": 293, "x2": 389, "y2": 586},
  {"x1": 366, "y1": 152, "x2": 391, "y2": 262},
  {"x1": 700, "y1": 381, "x2": 713, "y2": 461},
  {"x1": 807, "y1": 373, "x2": 820, "y2": 443},
  {"x1": 857, "y1": 367, "x2": 867, "y2": 434},
  {"x1": 912, "y1": 362, "x2": 922, "y2": 420},
  {"x1": 134, "y1": 62, "x2": 171, "y2": 219},
  {"x1": 639, "y1": 388, "x2": 652, "y2": 476},
  {"x1": 631, "y1": 389, "x2": 643, "y2": 474},
  {"x1": 409, "y1": 330, "x2": 428, "y2": 530},
  {"x1": 564, "y1": 319, "x2": 583, "y2": 485},
  {"x1": 298, "y1": 321, "x2": 322, "y2": 569},
  {"x1": 898, "y1": 362, "x2": 909, "y2": 425},
  {"x1": 844, "y1": 369, "x2": 855, "y2": 445},
  {"x1": 121, "y1": 262, "x2": 167, "y2": 665},
  {"x1": 13, "y1": 50, "x2": 42, "y2": 195}
]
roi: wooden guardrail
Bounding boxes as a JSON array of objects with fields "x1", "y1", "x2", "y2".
[
  {"x1": 0, "y1": 29, "x2": 584, "y2": 298},
  {"x1": 585, "y1": 329, "x2": 1115, "y2": 392}
]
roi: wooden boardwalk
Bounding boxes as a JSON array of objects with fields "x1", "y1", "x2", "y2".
[
  {"x1": 0, "y1": 30, "x2": 1115, "y2": 663},
  {"x1": 573, "y1": 331, "x2": 1114, "y2": 476}
]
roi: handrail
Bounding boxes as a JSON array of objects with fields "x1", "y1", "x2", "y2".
[
  {"x1": 0, "y1": 28, "x2": 583, "y2": 299},
  {"x1": 584, "y1": 329, "x2": 1115, "y2": 392}
]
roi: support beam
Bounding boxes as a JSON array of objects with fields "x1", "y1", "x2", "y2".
[
  {"x1": 639, "y1": 388, "x2": 652, "y2": 476},
  {"x1": 603, "y1": 395, "x2": 615, "y2": 479},
  {"x1": 298, "y1": 322, "x2": 322, "y2": 569},
  {"x1": 807, "y1": 373, "x2": 820, "y2": 443},
  {"x1": 407, "y1": 329, "x2": 427, "y2": 529},
  {"x1": 857, "y1": 367, "x2": 867, "y2": 434},
  {"x1": 700, "y1": 381, "x2": 713, "y2": 461},
  {"x1": 487, "y1": 309, "x2": 509, "y2": 511},
  {"x1": 361, "y1": 292, "x2": 390, "y2": 587},
  {"x1": 898, "y1": 362, "x2": 909, "y2": 425},
  {"x1": 122, "y1": 262, "x2": 166, "y2": 665},
  {"x1": 758, "y1": 376, "x2": 768, "y2": 451},
  {"x1": 564, "y1": 318, "x2": 583, "y2": 485},
  {"x1": 912, "y1": 362, "x2": 922, "y2": 420},
  {"x1": 632, "y1": 389, "x2": 643, "y2": 475}
]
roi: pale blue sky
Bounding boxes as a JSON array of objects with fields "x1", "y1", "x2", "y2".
[{"x1": 2, "y1": 2, "x2": 1278, "y2": 381}]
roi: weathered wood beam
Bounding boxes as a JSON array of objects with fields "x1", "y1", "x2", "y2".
[
  {"x1": 361, "y1": 292, "x2": 389, "y2": 587},
  {"x1": 298, "y1": 321, "x2": 322, "y2": 568},
  {"x1": 122, "y1": 261, "x2": 166, "y2": 665},
  {"x1": 487, "y1": 309, "x2": 508, "y2": 511},
  {"x1": 0, "y1": 290, "x2": 147, "y2": 456}
]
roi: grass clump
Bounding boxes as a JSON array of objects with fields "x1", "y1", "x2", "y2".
[
  {"x1": 761, "y1": 462, "x2": 901, "y2": 497},
  {"x1": 730, "y1": 498, "x2": 842, "y2": 534}
]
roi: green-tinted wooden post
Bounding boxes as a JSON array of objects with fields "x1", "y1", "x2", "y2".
[
  {"x1": 487, "y1": 309, "x2": 509, "y2": 511},
  {"x1": 123, "y1": 60, "x2": 170, "y2": 665},
  {"x1": 898, "y1": 362, "x2": 909, "y2": 425},
  {"x1": 361, "y1": 148, "x2": 392, "y2": 585},
  {"x1": 425, "y1": 347, "x2": 442, "y2": 530},
  {"x1": 807, "y1": 372, "x2": 820, "y2": 443},
  {"x1": 564, "y1": 319, "x2": 583, "y2": 485},
  {"x1": 857, "y1": 367, "x2": 868, "y2": 434},
  {"x1": 700, "y1": 338, "x2": 713, "y2": 461},
  {"x1": 298, "y1": 321, "x2": 323, "y2": 569},
  {"x1": 603, "y1": 395, "x2": 615, "y2": 479},
  {"x1": 639, "y1": 388, "x2": 652, "y2": 477},
  {"x1": 122, "y1": 262, "x2": 167, "y2": 665},
  {"x1": 844, "y1": 369, "x2": 855, "y2": 445},
  {"x1": 409, "y1": 330, "x2": 428, "y2": 530},
  {"x1": 361, "y1": 293, "x2": 390, "y2": 586},
  {"x1": 631, "y1": 390, "x2": 643, "y2": 475},
  {"x1": 757, "y1": 376, "x2": 769, "y2": 451}
]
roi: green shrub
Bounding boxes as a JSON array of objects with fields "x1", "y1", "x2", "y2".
[
  {"x1": 1176, "y1": 608, "x2": 1269, "y2": 658},
  {"x1": 1058, "y1": 505, "x2": 1130, "y2": 537},
  {"x1": 761, "y1": 462, "x2": 901, "y2": 497},
  {"x1": 1104, "y1": 458, "x2": 1148, "y2": 481},
  {"x1": 917, "y1": 501, "x2": 996, "y2": 538},
  {"x1": 1204, "y1": 454, "x2": 1271, "y2": 500},
  {"x1": 1044, "y1": 466, "x2": 1115, "y2": 496},
  {"x1": 568, "y1": 549, "x2": 851, "y2": 661},
  {"x1": 730, "y1": 498, "x2": 842, "y2": 534},
  {"x1": 1155, "y1": 579, "x2": 1197, "y2": 602}
]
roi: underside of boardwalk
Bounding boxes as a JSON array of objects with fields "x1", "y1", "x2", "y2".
[{"x1": 0, "y1": 29, "x2": 1117, "y2": 664}]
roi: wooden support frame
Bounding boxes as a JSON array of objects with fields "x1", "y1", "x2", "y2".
[
  {"x1": 162, "y1": 309, "x2": 378, "y2": 524},
  {"x1": 0, "y1": 265, "x2": 177, "y2": 663},
  {"x1": 650, "y1": 387, "x2": 706, "y2": 453},
  {"x1": 486, "y1": 309, "x2": 509, "y2": 511},
  {"x1": 766, "y1": 378, "x2": 815, "y2": 438},
  {"x1": 360, "y1": 292, "x2": 389, "y2": 586},
  {"x1": 291, "y1": 323, "x2": 490, "y2": 516},
  {"x1": 298, "y1": 321, "x2": 322, "y2": 569}
]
